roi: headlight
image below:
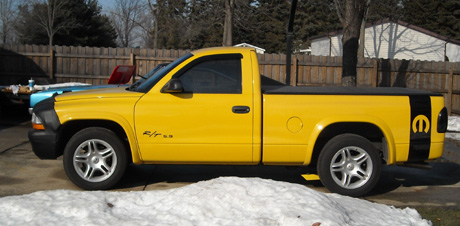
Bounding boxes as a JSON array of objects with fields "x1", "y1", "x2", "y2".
[{"x1": 31, "y1": 113, "x2": 45, "y2": 130}]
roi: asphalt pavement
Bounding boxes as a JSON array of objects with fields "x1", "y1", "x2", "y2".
[{"x1": 1, "y1": 108, "x2": 459, "y2": 212}]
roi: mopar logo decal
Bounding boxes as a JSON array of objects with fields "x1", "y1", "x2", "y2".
[{"x1": 412, "y1": 115, "x2": 430, "y2": 133}]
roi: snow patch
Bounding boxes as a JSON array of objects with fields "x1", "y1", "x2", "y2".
[
  {"x1": 0, "y1": 177, "x2": 430, "y2": 226},
  {"x1": 447, "y1": 116, "x2": 460, "y2": 141},
  {"x1": 448, "y1": 116, "x2": 459, "y2": 132}
]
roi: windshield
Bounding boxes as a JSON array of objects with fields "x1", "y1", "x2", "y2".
[
  {"x1": 133, "y1": 53, "x2": 193, "y2": 92},
  {"x1": 129, "y1": 63, "x2": 169, "y2": 90}
]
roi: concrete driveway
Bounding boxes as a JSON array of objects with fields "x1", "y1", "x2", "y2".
[{"x1": 1, "y1": 109, "x2": 460, "y2": 211}]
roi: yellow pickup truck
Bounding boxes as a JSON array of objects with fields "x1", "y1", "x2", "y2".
[{"x1": 29, "y1": 47, "x2": 448, "y2": 196}]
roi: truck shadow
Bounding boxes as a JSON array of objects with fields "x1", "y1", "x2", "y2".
[
  {"x1": 117, "y1": 164, "x2": 322, "y2": 190},
  {"x1": 369, "y1": 162, "x2": 460, "y2": 195},
  {"x1": 117, "y1": 161, "x2": 460, "y2": 196}
]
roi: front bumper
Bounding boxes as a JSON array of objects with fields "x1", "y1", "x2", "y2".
[
  {"x1": 28, "y1": 97, "x2": 62, "y2": 159},
  {"x1": 28, "y1": 129, "x2": 59, "y2": 159}
]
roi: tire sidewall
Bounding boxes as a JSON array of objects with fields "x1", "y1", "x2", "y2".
[
  {"x1": 63, "y1": 127, "x2": 128, "y2": 190},
  {"x1": 317, "y1": 134, "x2": 381, "y2": 197}
]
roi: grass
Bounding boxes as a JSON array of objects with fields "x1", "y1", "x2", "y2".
[{"x1": 416, "y1": 207, "x2": 460, "y2": 226}]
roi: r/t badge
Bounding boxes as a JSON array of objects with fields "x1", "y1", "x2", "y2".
[{"x1": 143, "y1": 131, "x2": 174, "y2": 138}]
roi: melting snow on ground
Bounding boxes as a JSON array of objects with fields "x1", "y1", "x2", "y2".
[
  {"x1": 0, "y1": 177, "x2": 430, "y2": 226},
  {"x1": 446, "y1": 116, "x2": 460, "y2": 141}
]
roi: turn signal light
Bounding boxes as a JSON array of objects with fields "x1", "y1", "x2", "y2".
[
  {"x1": 31, "y1": 113, "x2": 45, "y2": 131},
  {"x1": 32, "y1": 123, "x2": 45, "y2": 130}
]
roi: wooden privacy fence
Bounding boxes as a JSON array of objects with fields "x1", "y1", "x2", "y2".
[
  {"x1": 0, "y1": 44, "x2": 187, "y2": 85},
  {"x1": 1, "y1": 44, "x2": 459, "y2": 114}
]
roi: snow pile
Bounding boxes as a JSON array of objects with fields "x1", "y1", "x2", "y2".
[
  {"x1": 0, "y1": 177, "x2": 430, "y2": 226},
  {"x1": 446, "y1": 116, "x2": 460, "y2": 141}
]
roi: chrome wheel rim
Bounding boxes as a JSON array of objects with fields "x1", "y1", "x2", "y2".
[
  {"x1": 330, "y1": 146, "x2": 373, "y2": 190},
  {"x1": 73, "y1": 139, "x2": 117, "y2": 183}
]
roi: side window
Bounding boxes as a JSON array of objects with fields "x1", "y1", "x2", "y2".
[{"x1": 178, "y1": 58, "x2": 242, "y2": 94}]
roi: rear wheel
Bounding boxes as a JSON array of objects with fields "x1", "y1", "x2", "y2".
[
  {"x1": 63, "y1": 127, "x2": 128, "y2": 190},
  {"x1": 317, "y1": 134, "x2": 381, "y2": 197}
]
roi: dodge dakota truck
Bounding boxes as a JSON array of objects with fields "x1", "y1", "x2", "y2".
[{"x1": 29, "y1": 47, "x2": 448, "y2": 196}]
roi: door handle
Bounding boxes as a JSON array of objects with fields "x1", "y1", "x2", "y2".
[{"x1": 232, "y1": 106, "x2": 250, "y2": 114}]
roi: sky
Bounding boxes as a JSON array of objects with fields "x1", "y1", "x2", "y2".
[
  {"x1": 0, "y1": 116, "x2": 458, "y2": 226},
  {"x1": 98, "y1": 0, "x2": 113, "y2": 13}
]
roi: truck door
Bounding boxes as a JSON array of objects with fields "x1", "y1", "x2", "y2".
[{"x1": 134, "y1": 54, "x2": 255, "y2": 163}]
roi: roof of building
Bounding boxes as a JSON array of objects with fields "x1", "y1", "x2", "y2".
[
  {"x1": 234, "y1": 43, "x2": 266, "y2": 52},
  {"x1": 309, "y1": 18, "x2": 460, "y2": 45}
]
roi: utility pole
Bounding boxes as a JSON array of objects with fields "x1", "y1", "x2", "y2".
[{"x1": 285, "y1": 0, "x2": 297, "y2": 86}]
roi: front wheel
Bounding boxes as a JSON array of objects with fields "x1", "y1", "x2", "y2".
[
  {"x1": 63, "y1": 127, "x2": 128, "y2": 190},
  {"x1": 317, "y1": 134, "x2": 381, "y2": 197}
]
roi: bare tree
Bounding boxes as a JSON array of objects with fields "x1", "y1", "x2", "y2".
[
  {"x1": 31, "y1": 0, "x2": 75, "y2": 48},
  {"x1": 109, "y1": 0, "x2": 146, "y2": 47},
  {"x1": 334, "y1": 0, "x2": 370, "y2": 87},
  {"x1": 0, "y1": 0, "x2": 17, "y2": 44}
]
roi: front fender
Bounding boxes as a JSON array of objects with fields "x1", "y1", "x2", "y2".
[{"x1": 59, "y1": 111, "x2": 142, "y2": 164}]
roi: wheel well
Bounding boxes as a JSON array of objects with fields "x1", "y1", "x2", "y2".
[
  {"x1": 57, "y1": 120, "x2": 131, "y2": 161},
  {"x1": 311, "y1": 122, "x2": 385, "y2": 166}
]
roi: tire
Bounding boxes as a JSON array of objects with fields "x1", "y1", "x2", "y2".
[
  {"x1": 63, "y1": 127, "x2": 128, "y2": 190},
  {"x1": 317, "y1": 134, "x2": 381, "y2": 197}
]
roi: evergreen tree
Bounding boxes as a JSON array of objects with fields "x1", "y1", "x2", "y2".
[
  {"x1": 367, "y1": 0, "x2": 403, "y2": 22},
  {"x1": 295, "y1": 0, "x2": 341, "y2": 51},
  {"x1": 253, "y1": 0, "x2": 290, "y2": 53},
  {"x1": 185, "y1": 0, "x2": 223, "y2": 49},
  {"x1": 240, "y1": 0, "x2": 341, "y2": 53},
  {"x1": 232, "y1": 0, "x2": 259, "y2": 46},
  {"x1": 402, "y1": 0, "x2": 460, "y2": 40},
  {"x1": 153, "y1": 0, "x2": 188, "y2": 49}
]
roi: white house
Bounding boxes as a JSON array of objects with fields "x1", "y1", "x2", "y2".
[{"x1": 310, "y1": 19, "x2": 460, "y2": 62}]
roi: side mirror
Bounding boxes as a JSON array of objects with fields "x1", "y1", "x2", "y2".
[{"x1": 161, "y1": 78, "x2": 184, "y2": 93}]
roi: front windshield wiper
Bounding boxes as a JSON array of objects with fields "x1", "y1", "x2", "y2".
[
  {"x1": 128, "y1": 82, "x2": 140, "y2": 91},
  {"x1": 128, "y1": 75, "x2": 145, "y2": 90}
]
